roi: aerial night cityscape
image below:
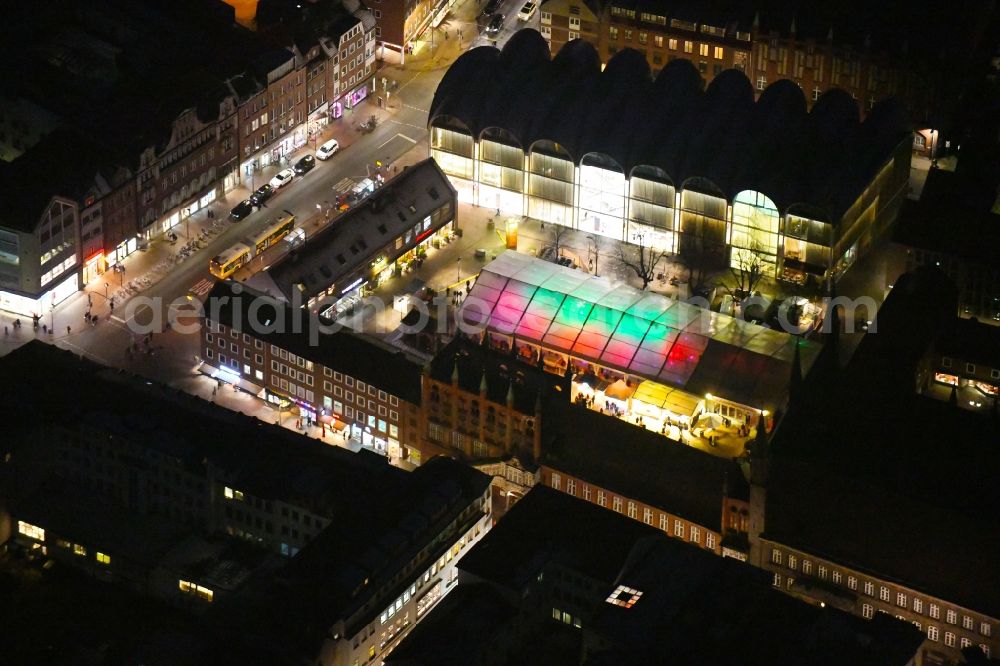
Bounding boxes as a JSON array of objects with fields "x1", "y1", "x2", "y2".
[{"x1": 0, "y1": 0, "x2": 998, "y2": 664}]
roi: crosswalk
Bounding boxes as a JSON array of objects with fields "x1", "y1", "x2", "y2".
[
  {"x1": 333, "y1": 177, "x2": 355, "y2": 194},
  {"x1": 189, "y1": 278, "x2": 214, "y2": 297}
]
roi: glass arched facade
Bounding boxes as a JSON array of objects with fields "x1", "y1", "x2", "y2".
[
  {"x1": 478, "y1": 127, "x2": 524, "y2": 213},
  {"x1": 425, "y1": 120, "x2": 885, "y2": 282},
  {"x1": 626, "y1": 166, "x2": 675, "y2": 252},
  {"x1": 527, "y1": 141, "x2": 574, "y2": 226},
  {"x1": 578, "y1": 153, "x2": 626, "y2": 240},
  {"x1": 731, "y1": 190, "x2": 780, "y2": 272}
]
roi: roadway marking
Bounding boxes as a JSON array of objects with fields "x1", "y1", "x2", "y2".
[
  {"x1": 401, "y1": 104, "x2": 428, "y2": 113},
  {"x1": 378, "y1": 132, "x2": 418, "y2": 149},
  {"x1": 333, "y1": 177, "x2": 355, "y2": 193},
  {"x1": 59, "y1": 339, "x2": 115, "y2": 367},
  {"x1": 388, "y1": 119, "x2": 427, "y2": 131},
  {"x1": 188, "y1": 278, "x2": 214, "y2": 296}
]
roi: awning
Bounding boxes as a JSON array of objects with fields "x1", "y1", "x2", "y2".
[
  {"x1": 605, "y1": 379, "x2": 636, "y2": 400},
  {"x1": 632, "y1": 380, "x2": 700, "y2": 416}
]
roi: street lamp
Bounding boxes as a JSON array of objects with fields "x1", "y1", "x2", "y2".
[
  {"x1": 586, "y1": 234, "x2": 600, "y2": 276},
  {"x1": 929, "y1": 129, "x2": 938, "y2": 167}
]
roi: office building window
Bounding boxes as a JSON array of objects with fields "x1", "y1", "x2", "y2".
[
  {"x1": 771, "y1": 549, "x2": 782, "y2": 565},
  {"x1": 612, "y1": 496, "x2": 623, "y2": 512},
  {"x1": 862, "y1": 604, "x2": 873, "y2": 619},
  {"x1": 927, "y1": 626, "x2": 939, "y2": 642},
  {"x1": 714, "y1": 46, "x2": 723, "y2": 59},
  {"x1": 848, "y1": 575, "x2": 857, "y2": 590},
  {"x1": 880, "y1": 586, "x2": 890, "y2": 602},
  {"x1": 627, "y1": 501, "x2": 637, "y2": 518},
  {"x1": 947, "y1": 610, "x2": 957, "y2": 625},
  {"x1": 897, "y1": 592, "x2": 907, "y2": 607},
  {"x1": 550, "y1": 473, "x2": 560, "y2": 490}
]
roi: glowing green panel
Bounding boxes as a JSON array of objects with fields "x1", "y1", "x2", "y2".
[{"x1": 555, "y1": 296, "x2": 594, "y2": 328}]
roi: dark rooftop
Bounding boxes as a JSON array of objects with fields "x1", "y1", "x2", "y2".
[
  {"x1": 428, "y1": 335, "x2": 567, "y2": 415},
  {"x1": 540, "y1": 398, "x2": 735, "y2": 529},
  {"x1": 431, "y1": 35, "x2": 910, "y2": 221},
  {"x1": 206, "y1": 280, "x2": 424, "y2": 404},
  {"x1": 458, "y1": 485, "x2": 664, "y2": 588},
  {"x1": 769, "y1": 268, "x2": 1000, "y2": 617},
  {"x1": 0, "y1": 340, "x2": 403, "y2": 515},
  {"x1": 252, "y1": 158, "x2": 456, "y2": 304},
  {"x1": 418, "y1": 486, "x2": 923, "y2": 665},
  {"x1": 588, "y1": 534, "x2": 925, "y2": 665},
  {"x1": 933, "y1": 316, "x2": 1000, "y2": 369},
  {"x1": 215, "y1": 456, "x2": 491, "y2": 661},
  {"x1": 894, "y1": 168, "x2": 1000, "y2": 267}
]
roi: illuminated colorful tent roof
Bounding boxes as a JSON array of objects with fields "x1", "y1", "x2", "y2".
[{"x1": 461, "y1": 252, "x2": 820, "y2": 408}]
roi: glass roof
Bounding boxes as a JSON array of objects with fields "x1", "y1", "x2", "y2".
[{"x1": 461, "y1": 252, "x2": 821, "y2": 407}]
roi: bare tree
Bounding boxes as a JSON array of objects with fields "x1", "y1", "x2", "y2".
[
  {"x1": 675, "y1": 235, "x2": 723, "y2": 296},
  {"x1": 618, "y1": 234, "x2": 669, "y2": 290},
  {"x1": 549, "y1": 224, "x2": 571, "y2": 260},
  {"x1": 724, "y1": 243, "x2": 768, "y2": 303}
]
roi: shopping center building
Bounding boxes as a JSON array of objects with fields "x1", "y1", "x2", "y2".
[
  {"x1": 458, "y1": 252, "x2": 820, "y2": 452},
  {"x1": 429, "y1": 33, "x2": 912, "y2": 285}
]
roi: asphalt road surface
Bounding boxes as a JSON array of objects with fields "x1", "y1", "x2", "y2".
[{"x1": 47, "y1": 59, "x2": 447, "y2": 381}]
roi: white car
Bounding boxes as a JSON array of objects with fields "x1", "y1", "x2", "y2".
[
  {"x1": 269, "y1": 168, "x2": 295, "y2": 189},
  {"x1": 316, "y1": 139, "x2": 340, "y2": 160},
  {"x1": 517, "y1": 1, "x2": 537, "y2": 21}
]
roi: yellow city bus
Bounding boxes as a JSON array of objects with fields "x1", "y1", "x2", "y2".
[
  {"x1": 208, "y1": 211, "x2": 296, "y2": 279},
  {"x1": 248, "y1": 211, "x2": 295, "y2": 254},
  {"x1": 209, "y1": 243, "x2": 253, "y2": 279}
]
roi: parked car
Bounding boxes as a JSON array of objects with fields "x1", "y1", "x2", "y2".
[
  {"x1": 481, "y1": 0, "x2": 501, "y2": 16},
  {"x1": 294, "y1": 154, "x2": 315, "y2": 174},
  {"x1": 229, "y1": 199, "x2": 253, "y2": 220},
  {"x1": 269, "y1": 168, "x2": 295, "y2": 189},
  {"x1": 485, "y1": 13, "x2": 504, "y2": 36},
  {"x1": 517, "y1": 1, "x2": 537, "y2": 21},
  {"x1": 316, "y1": 139, "x2": 340, "y2": 160},
  {"x1": 250, "y1": 184, "x2": 273, "y2": 206}
]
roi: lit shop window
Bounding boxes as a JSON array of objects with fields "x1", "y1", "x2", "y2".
[
  {"x1": 17, "y1": 521, "x2": 45, "y2": 541},
  {"x1": 179, "y1": 580, "x2": 214, "y2": 602}
]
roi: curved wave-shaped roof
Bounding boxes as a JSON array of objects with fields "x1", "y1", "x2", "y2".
[
  {"x1": 498, "y1": 28, "x2": 550, "y2": 72},
  {"x1": 430, "y1": 39, "x2": 909, "y2": 220},
  {"x1": 551, "y1": 37, "x2": 602, "y2": 78}
]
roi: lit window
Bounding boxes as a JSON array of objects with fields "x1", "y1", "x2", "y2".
[
  {"x1": 947, "y1": 609, "x2": 957, "y2": 625},
  {"x1": 927, "y1": 625, "x2": 939, "y2": 642},
  {"x1": 880, "y1": 586, "x2": 890, "y2": 602},
  {"x1": 698, "y1": 43, "x2": 708, "y2": 56},
  {"x1": 945, "y1": 632, "x2": 956, "y2": 647},
  {"x1": 862, "y1": 604, "x2": 873, "y2": 619},
  {"x1": 17, "y1": 521, "x2": 45, "y2": 541},
  {"x1": 714, "y1": 46, "x2": 724, "y2": 59},
  {"x1": 771, "y1": 549, "x2": 782, "y2": 565},
  {"x1": 73, "y1": 544, "x2": 87, "y2": 556},
  {"x1": 930, "y1": 604, "x2": 940, "y2": 619},
  {"x1": 605, "y1": 584, "x2": 643, "y2": 608},
  {"x1": 848, "y1": 576, "x2": 857, "y2": 590},
  {"x1": 788, "y1": 554, "x2": 797, "y2": 569},
  {"x1": 864, "y1": 581, "x2": 874, "y2": 596},
  {"x1": 896, "y1": 592, "x2": 907, "y2": 607},
  {"x1": 981, "y1": 622, "x2": 991, "y2": 637},
  {"x1": 913, "y1": 598, "x2": 923, "y2": 614},
  {"x1": 96, "y1": 552, "x2": 111, "y2": 565}
]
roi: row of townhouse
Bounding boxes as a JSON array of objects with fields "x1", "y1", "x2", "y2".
[{"x1": 0, "y1": 1, "x2": 378, "y2": 318}]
